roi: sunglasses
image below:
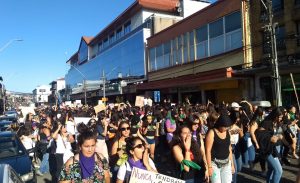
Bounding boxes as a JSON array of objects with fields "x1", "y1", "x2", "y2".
[
  {"x1": 120, "y1": 127, "x2": 130, "y2": 131},
  {"x1": 133, "y1": 143, "x2": 144, "y2": 149}
]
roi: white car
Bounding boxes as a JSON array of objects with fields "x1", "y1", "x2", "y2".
[{"x1": 0, "y1": 164, "x2": 24, "y2": 183}]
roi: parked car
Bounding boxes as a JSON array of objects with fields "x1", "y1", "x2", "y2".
[
  {"x1": 0, "y1": 131, "x2": 36, "y2": 183},
  {"x1": 3, "y1": 110, "x2": 18, "y2": 118},
  {"x1": 0, "y1": 164, "x2": 24, "y2": 183},
  {"x1": 0, "y1": 121, "x2": 12, "y2": 131},
  {"x1": 0, "y1": 115, "x2": 18, "y2": 123}
]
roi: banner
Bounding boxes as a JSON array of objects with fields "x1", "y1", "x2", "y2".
[
  {"x1": 135, "y1": 96, "x2": 144, "y2": 107},
  {"x1": 129, "y1": 167, "x2": 185, "y2": 183}
]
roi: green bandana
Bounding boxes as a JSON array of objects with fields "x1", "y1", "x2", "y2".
[{"x1": 180, "y1": 160, "x2": 201, "y2": 172}]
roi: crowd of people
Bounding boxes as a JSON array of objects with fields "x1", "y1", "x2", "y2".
[{"x1": 12, "y1": 99, "x2": 300, "y2": 183}]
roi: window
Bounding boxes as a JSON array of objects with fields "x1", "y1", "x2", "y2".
[
  {"x1": 275, "y1": 26, "x2": 285, "y2": 50},
  {"x1": 79, "y1": 41, "x2": 88, "y2": 63},
  {"x1": 103, "y1": 38, "x2": 109, "y2": 48},
  {"x1": 196, "y1": 25, "x2": 208, "y2": 59},
  {"x1": 177, "y1": 36, "x2": 183, "y2": 64},
  {"x1": 97, "y1": 42, "x2": 103, "y2": 54},
  {"x1": 171, "y1": 38, "x2": 178, "y2": 65},
  {"x1": 183, "y1": 33, "x2": 189, "y2": 63},
  {"x1": 124, "y1": 21, "x2": 131, "y2": 35},
  {"x1": 163, "y1": 41, "x2": 171, "y2": 68},
  {"x1": 209, "y1": 18, "x2": 224, "y2": 56},
  {"x1": 116, "y1": 27, "x2": 123, "y2": 40},
  {"x1": 225, "y1": 11, "x2": 242, "y2": 51},
  {"x1": 225, "y1": 11, "x2": 241, "y2": 33},
  {"x1": 189, "y1": 31, "x2": 195, "y2": 61},
  {"x1": 149, "y1": 48, "x2": 156, "y2": 71},
  {"x1": 272, "y1": 0, "x2": 284, "y2": 13},
  {"x1": 109, "y1": 33, "x2": 115, "y2": 44},
  {"x1": 156, "y1": 45, "x2": 164, "y2": 69}
]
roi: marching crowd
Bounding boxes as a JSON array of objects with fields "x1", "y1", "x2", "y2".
[{"x1": 13, "y1": 99, "x2": 300, "y2": 183}]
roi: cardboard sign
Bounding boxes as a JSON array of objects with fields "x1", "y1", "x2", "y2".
[
  {"x1": 75, "y1": 100, "x2": 81, "y2": 105},
  {"x1": 94, "y1": 104, "x2": 106, "y2": 114},
  {"x1": 65, "y1": 101, "x2": 72, "y2": 106},
  {"x1": 135, "y1": 96, "x2": 144, "y2": 107},
  {"x1": 129, "y1": 167, "x2": 185, "y2": 183}
]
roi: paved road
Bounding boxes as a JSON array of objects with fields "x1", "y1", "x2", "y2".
[{"x1": 36, "y1": 157, "x2": 299, "y2": 183}]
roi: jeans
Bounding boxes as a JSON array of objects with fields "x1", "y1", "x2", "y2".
[
  {"x1": 266, "y1": 155, "x2": 282, "y2": 183},
  {"x1": 211, "y1": 160, "x2": 232, "y2": 183},
  {"x1": 297, "y1": 132, "x2": 300, "y2": 150},
  {"x1": 39, "y1": 153, "x2": 49, "y2": 174},
  {"x1": 242, "y1": 133, "x2": 255, "y2": 166},
  {"x1": 232, "y1": 151, "x2": 242, "y2": 183}
]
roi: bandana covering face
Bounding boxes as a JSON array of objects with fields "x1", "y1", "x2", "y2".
[{"x1": 79, "y1": 152, "x2": 95, "y2": 179}]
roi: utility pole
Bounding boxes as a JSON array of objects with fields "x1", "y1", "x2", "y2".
[
  {"x1": 102, "y1": 70, "x2": 106, "y2": 105},
  {"x1": 83, "y1": 79, "x2": 87, "y2": 105},
  {"x1": 263, "y1": 0, "x2": 282, "y2": 106}
]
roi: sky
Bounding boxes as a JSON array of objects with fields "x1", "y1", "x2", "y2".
[
  {"x1": 0, "y1": 0, "x2": 217, "y2": 93},
  {"x1": 0, "y1": 0, "x2": 135, "y2": 93}
]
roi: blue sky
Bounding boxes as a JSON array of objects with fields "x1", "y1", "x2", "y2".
[{"x1": 0, "y1": 0, "x2": 217, "y2": 93}]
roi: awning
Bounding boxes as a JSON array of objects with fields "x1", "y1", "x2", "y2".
[{"x1": 136, "y1": 68, "x2": 233, "y2": 90}]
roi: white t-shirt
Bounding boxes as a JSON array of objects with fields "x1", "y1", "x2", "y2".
[
  {"x1": 55, "y1": 134, "x2": 72, "y2": 154},
  {"x1": 117, "y1": 157, "x2": 156, "y2": 181}
]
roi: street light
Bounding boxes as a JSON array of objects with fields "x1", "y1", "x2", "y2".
[
  {"x1": 69, "y1": 64, "x2": 87, "y2": 105},
  {"x1": 101, "y1": 66, "x2": 119, "y2": 105},
  {"x1": 0, "y1": 39, "x2": 23, "y2": 53}
]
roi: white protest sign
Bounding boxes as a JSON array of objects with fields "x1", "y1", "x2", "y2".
[
  {"x1": 129, "y1": 167, "x2": 185, "y2": 183},
  {"x1": 135, "y1": 96, "x2": 144, "y2": 107},
  {"x1": 65, "y1": 101, "x2": 72, "y2": 106},
  {"x1": 75, "y1": 100, "x2": 81, "y2": 105},
  {"x1": 19, "y1": 106, "x2": 36, "y2": 123}
]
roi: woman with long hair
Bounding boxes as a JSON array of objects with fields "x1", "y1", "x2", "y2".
[
  {"x1": 116, "y1": 136, "x2": 157, "y2": 183},
  {"x1": 110, "y1": 121, "x2": 131, "y2": 181},
  {"x1": 205, "y1": 113, "x2": 234, "y2": 183},
  {"x1": 172, "y1": 125, "x2": 206, "y2": 183},
  {"x1": 255, "y1": 107, "x2": 283, "y2": 183},
  {"x1": 59, "y1": 123, "x2": 110, "y2": 183}
]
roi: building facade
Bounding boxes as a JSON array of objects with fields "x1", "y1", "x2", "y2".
[
  {"x1": 49, "y1": 78, "x2": 66, "y2": 105},
  {"x1": 241, "y1": 0, "x2": 300, "y2": 106},
  {"x1": 65, "y1": 0, "x2": 211, "y2": 104},
  {"x1": 32, "y1": 85, "x2": 51, "y2": 105},
  {"x1": 138, "y1": 0, "x2": 252, "y2": 104}
]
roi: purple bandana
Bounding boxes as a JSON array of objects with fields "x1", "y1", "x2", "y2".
[
  {"x1": 128, "y1": 157, "x2": 147, "y2": 170},
  {"x1": 79, "y1": 152, "x2": 95, "y2": 179}
]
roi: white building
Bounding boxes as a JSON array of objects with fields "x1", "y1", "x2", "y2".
[{"x1": 32, "y1": 85, "x2": 51, "y2": 104}]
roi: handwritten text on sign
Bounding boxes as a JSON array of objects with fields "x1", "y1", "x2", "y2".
[{"x1": 129, "y1": 167, "x2": 185, "y2": 183}]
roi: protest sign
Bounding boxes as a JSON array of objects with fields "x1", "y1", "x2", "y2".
[
  {"x1": 135, "y1": 96, "x2": 144, "y2": 107},
  {"x1": 94, "y1": 104, "x2": 106, "y2": 114},
  {"x1": 129, "y1": 167, "x2": 185, "y2": 183}
]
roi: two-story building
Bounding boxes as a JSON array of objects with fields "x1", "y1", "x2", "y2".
[
  {"x1": 49, "y1": 78, "x2": 66, "y2": 105},
  {"x1": 137, "y1": 0, "x2": 252, "y2": 104},
  {"x1": 65, "y1": 0, "x2": 211, "y2": 104}
]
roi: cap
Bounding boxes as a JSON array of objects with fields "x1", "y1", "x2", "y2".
[{"x1": 231, "y1": 102, "x2": 241, "y2": 108}]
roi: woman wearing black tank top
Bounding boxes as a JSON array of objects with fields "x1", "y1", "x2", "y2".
[{"x1": 205, "y1": 113, "x2": 234, "y2": 183}]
